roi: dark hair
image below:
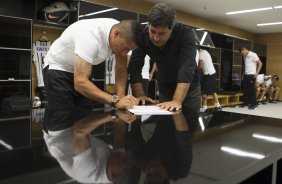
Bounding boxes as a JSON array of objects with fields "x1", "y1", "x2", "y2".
[
  {"x1": 273, "y1": 75, "x2": 279, "y2": 81},
  {"x1": 239, "y1": 47, "x2": 249, "y2": 53},
  {"x1": 148, "y1": 3, "x2": 176, "y2": 29},
  {"x1": 115, "y1": 20, "x2": 144, "y2": 47}
]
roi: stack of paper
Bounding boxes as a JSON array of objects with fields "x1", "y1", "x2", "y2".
[{"x1": 128, "y1": 105, "x2": 173, "y2": 115}]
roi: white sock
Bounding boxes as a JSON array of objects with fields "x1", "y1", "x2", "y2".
[
  {"x1": 215, "y1": 102, "x2": 220, "y2": 107},
  {"x1": 203, "y1": 105, "x2": 207, "y2": 109}
]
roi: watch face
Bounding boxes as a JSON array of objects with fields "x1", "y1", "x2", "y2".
[{"x1": 111, "y1": 95, "x2": 119, "y2": 103}]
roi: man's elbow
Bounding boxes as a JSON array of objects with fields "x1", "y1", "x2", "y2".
[{"x1": 74, "y1": 78, "x2": 85, "y2": 93}]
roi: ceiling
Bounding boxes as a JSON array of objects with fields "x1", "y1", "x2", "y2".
[{"x1": 144, "y1": 0, "x2": 282, "y2": 34}]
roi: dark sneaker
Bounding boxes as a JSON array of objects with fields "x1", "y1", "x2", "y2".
[
  {"x1": 261, "y1": 100, "x2": 267, "y2": 104},
  {"x1": 215, "y1": 106, "x2": 222, "y2": 111},
  {"x1": 248, "y1": 105, "x2": 258, "y2": 110},
  {"x1": 269, "y1": 100, "x2": 278, "y2": 103}
]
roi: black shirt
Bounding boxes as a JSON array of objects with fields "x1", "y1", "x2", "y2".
[{"x1": 128, "y1": 23, "x2": 199, "y2": 89}]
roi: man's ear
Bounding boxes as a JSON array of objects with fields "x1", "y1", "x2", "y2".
[{"x1": 113, "y1": 29, "x2": 121, "y2": 39}]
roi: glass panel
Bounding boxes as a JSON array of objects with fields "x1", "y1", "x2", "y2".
[
  {"x1": 233, "y1": 51, "x2": 242, "y2": 66},
  {"x1": 0, "y1": 117, "x2": 30, "y2": 152},
  {"x1": 0, "y1": 16, "x2": 31, "y2": 49},
  {"x1": 233, "y1": 38, "x2": 252, "y2": 51},
  {"x1": 196, "y1": 30, "x2": 215, "y2": 47},
  {"x1": 0, "y1": 49, "x2": 31, "y2": 79}
]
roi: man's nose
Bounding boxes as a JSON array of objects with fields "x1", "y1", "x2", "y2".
[{"x1": 154, "y1": 35, "x2": 160, "y2": 41}]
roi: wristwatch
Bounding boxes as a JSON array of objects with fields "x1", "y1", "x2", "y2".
[
  {"x1": 110, "y1": 95, "x2": 120, "y2": 107},
  {"x1": 110, "y1": 110, "x2": 119, "y2": 122}
]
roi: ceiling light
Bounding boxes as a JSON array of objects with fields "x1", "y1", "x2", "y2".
[
  {"x1": 221, "y1": 146, "x2": 265, "y2": 159},
  {"x1": 253, "y1": 133, "x2": 282, "y2": 143},
  {"x1": 226, "y1": 7, "x2": 272, "y2": 15},
  {"x1": 274, "y1": 5, "x2": 282, "y2": 9},
  {"x1": 79, "y1": 7, "x2": 118, "y2": 18},
  {"x1": 141, "y1": 22, "x2": 148, "y2": 25},
  {"x1": 257, "y1": 22, "x2": 282, "y2": 26},
  {"x1": 198, "y1": 117, "x2": 205, "y2": 131},
  {"x1": 0, "y1": 139, "x2": 13, "y2": 150}
]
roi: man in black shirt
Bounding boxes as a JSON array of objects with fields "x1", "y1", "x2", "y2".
[{"x1": 128, "y1": 2, "x2": 201, "y2": 113}]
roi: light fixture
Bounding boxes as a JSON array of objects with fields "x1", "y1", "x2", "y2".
[
  {"x1": 198, "y1": 117, "x2": 205, "y2": 131},
  {"x1": 141, "y1": 22, "x2": 148, "y2": 25},
  {"x1": 200, "y1": 31, "x2": 208, "y2": 45},
  {"x1": 79, "y1": 7, "x2": 118, "y2": 18},
  {"x1": 0, "y1": 139, "x2": 13, "y2": 150},
  {"x1": 221, "y1": 146, "x2": 265, "y2": 159},
  {"x1": 274, "y1": 5, "x2": 282, "y2": 9},
  {"x1": 257, "y1": 22, "x2": 282, "y2": 26},
  {"x1": 252, "y1": 133, "x2": 282, "y2": 143},
  {"x1": 226, "y1": 7, "x2": 272, "y2": 15}
]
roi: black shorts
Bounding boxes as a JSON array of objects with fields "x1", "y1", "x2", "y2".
[
  {"x1": 43, "y1": 67, "x2": 93, "y2": 132},
  {"x1": 201, "y1": 73, "x2": 216, "y2": 95}
]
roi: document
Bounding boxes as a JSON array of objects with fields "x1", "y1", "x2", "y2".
[{"x1": 128, "y1": 105, "x2": 174, "y2": 115}]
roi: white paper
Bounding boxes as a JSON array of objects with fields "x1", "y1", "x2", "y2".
[{"x1": 128, "y1": 105, "x2": 174, "y2": 115}]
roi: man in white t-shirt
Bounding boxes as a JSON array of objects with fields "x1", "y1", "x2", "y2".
[
  {"x1": 240, "y1": 47, "x2": 262, "y2": 110},
  {"x1": 255, "y1": 74, "x2": 267, "y2": 104},
  {"x1": 43, "y1": 18, "x2": 144, "y2": 131},
  {"x1": 44, "y1": 111, "x2": 136, "y2": 183},
  {"x1": 198, "y1": 48, "x2": 221, "y2": 112},
  {"x1": 264, "y1": 75, "x2": 280, "y2": 103}
]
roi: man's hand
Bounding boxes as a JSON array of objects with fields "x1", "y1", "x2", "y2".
[
  {"x1": 115, "y1": 95, "x2": 139, "y2": 109},
  {"x1": 156, "y1": 100, "x2": 182, "y2": 111},
  {"x1": 115, "y1": 110, "x2": 136, "y2": 124},
  {"x1": 137, "y1": 96, "x2": 157, "y2": 105}
]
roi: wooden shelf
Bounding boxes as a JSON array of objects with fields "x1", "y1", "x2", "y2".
[{"x1": 205, "y1": 93, "x2": 244, "y2": 108}]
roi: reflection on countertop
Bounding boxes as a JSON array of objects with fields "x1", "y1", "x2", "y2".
[{"x1": 1, "y1": 108, "x2": 282, "y2": 184}]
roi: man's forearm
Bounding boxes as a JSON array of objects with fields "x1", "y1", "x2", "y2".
[
  {"x1": 172, "y1": 83, "x2": 190, "y2": 103},
  {"x1": 115, "y1": 55, "x2": 128, "y2": 97},
  {"x1": 131, "y1": 83, "x2": 146, "y2": 97}
]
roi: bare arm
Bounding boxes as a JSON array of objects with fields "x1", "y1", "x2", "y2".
[
  {"x1": 73, "y1": 114, "x2": 112, "y2": 155},
  {"x1": 74, "y1": 55, "x2": 112, "y2": 104},
  {"x1": 115, "y1": 54, "x2": 128, "y2": 97},
  {"x1": 255, "y1": 59, "x2": 263, "y2": 77},
  {"x1": 149, "y1": 62, "x2": 157, "y2": 81}
]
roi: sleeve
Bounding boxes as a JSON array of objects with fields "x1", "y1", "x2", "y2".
[
  {"x1": 73, "y1": 30, "x2": 99, "y2": 65},
  {"x1": 127, "y1": 47, "x2": 147, "y2": 84},
  {"x1": 177, "y1": 28, "x2": 197, "y2": 83}
]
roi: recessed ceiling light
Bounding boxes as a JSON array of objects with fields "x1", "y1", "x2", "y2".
[
  {"x1": 274, "y1": 5, "x2": 282, "y2": 9},
  {"x1": 257, "y1": 22, "x2": 282, "y2": 26},
  {"x1": 79, "y1": 7, "x2": 118, "y2": 18},
  {"x1": 226, "y1": 7, "x2": 272, "y2": 15}
]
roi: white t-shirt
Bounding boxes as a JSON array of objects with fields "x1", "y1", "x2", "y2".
[
  {"x1": 43, "y1": 128, "x2": 111, "y2": 183},
  {"x1": 44, "y1": 18, "x2": 118, "y2": 73},
  {"x1": 244, "y1": 51, "x2": 259, "y2": 75},
  {"x1": 264, "y1": 75, "x2": 273, "y2": 87},
  {"x1": 33, "y1": 41, "x2": 51, "y2": 87},
  {"x1": 127, "y1": 50, "x2": 150, "y2": 80},
  {"x1": 199, "y1": 49, "x2": 216, "y2": 75},
  {"x1": 256, "y1": 74, "x2": 265, "y2": 85}
]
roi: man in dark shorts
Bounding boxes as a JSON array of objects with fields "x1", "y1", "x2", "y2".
[{"x1": 198, "y1": 48, "x2": 222, "y2": 112}]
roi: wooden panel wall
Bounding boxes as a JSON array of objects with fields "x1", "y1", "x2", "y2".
[
  {"x1": 87, "y1": 0, "x2": 256, "y2": 40},
  {"x1": 256, "y1": 33, "x2": 282, "y2": 100}
]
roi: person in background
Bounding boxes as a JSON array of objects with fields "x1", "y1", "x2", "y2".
[
  {"x1": 127, "y1": 50, "x2": 151, "y2": 96},
  {"x1": 198, "y1": 48, "x2": 222, "y2": 112},
  {"x1": 264, "y1": 75, "x2": 280, "y2": 103},
  {"x1": 128, "y1": 3, "x2": 201, "y2": 114},
  {"x1": 239, "y1": 47, "x2": 262, "y2": 110},
  {"x1": 255, "y1": 73, "x2": 267, "y2": 104},
  {"x1": 43, "y1": 18, "x2": 144, "y2": 132}
]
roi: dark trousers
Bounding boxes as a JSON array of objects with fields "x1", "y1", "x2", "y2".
[{"x1": 243, "y1": 74, "x2": 257, "y2": 106}]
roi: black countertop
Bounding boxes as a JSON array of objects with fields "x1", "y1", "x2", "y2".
[{"x1": 0, "y1": 108, "x2": 282, "y2": 184}]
